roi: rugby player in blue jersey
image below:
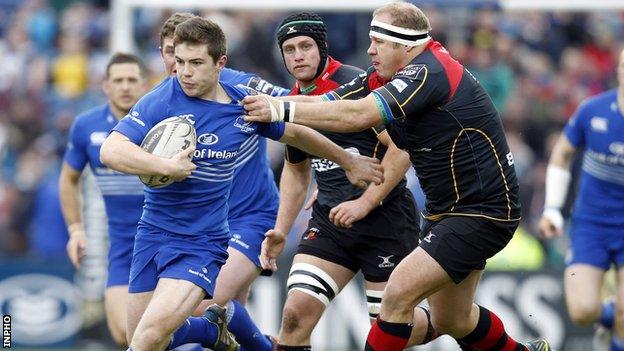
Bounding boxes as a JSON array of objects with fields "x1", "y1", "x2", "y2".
[
  {"x1": 59, "y1": 53, "x2": 149, "y2": 347},
  {"x1": 100, "y1": 17, "x2": 382, "y2": 351},
  {"x1": 539, "y1": 48, "x2": 624, "y2": 351},
  {"x1": 159, "y1": 13, "x2": 290, "y2": 351}
]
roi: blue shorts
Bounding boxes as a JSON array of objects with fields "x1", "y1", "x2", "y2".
[
  {"x1": 567, "y1": 218, "x2": 624, "y2": 270},
  {"x1": 228, "y1": 212, "x2": 275, "y2": 276},
  {"x1": 107, "y1": 233, "x2": 134, "y2": 287},
  {"x1": 128, "y1": 222, "x2": 229, "y2": 296}
]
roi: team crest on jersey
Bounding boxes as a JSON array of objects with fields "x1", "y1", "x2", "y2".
[
  {"x1": 89, "y1": 132, "x2": 108, "y2": 146},
  {"x1": 395, "y1": 64, "x2": 426, "y2": 81},
  {"x1": 234, "y1": 116, "x2": 254, "y2": 133},
  {"x1": 303, "y1": 228, "x2": 319, "y2": 240},
  {"x1": 590, "y1": 117, "x2": 608, "y2": 132}
]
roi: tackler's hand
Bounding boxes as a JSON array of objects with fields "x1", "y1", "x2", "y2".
[
  {"x1": 242, "y1": 95, "x2": 280, "y2": 123},
  {"x1": 344, "y1": 154, "x2": 384, "y2": 189}
]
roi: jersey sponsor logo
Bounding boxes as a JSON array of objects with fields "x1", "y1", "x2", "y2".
[
  {"x1": 377, "y1": 255, "x2": 395, "y2": 268},
  {"x1": 311, "y1": 147, "x2": 360, "y2": 172},
  {"x1": 187, "y1": 268, "x2": 212, "y2": 284},
  {"x1": 197, "y1": 133, "x2": 219, "y2": 146},
  {"x1": 422, "y1": 231, "x2": 436, "y2": 244},
  {"x1": 394, "y1": 64, "x2": 425, "y2": 81},
  {"x1": 194, "y1": 148, "x2": 237, "y2": 160},
  {"x1": 414, "y1": 147, "x2": 432, "y2": 152},
  {"x1": 234, "y1": 116, "x2": 255, "y2": 133},
  {"x1": 390, "y1": 79, "x2": 408, "y2": 93},
  {"x1": 230, "y1": 233, "x2": 250, "y2": 249},
  {"x1": 89, "y1": 132, "x2": 108, "y2": 146},
  {"x1": 127, "y1": 111, "x2": 145, "y2": 127},
  {"x1": 590, "y1": 117, "x2": 608, "y2": 132},
  {"x1": 506, "y1": 151, "x2": 515, "y2": 166},
  {"x1": 609, "y1": 142, "x2": 624, "y2": 156}
]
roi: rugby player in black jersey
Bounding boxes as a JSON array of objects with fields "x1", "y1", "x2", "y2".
[
  {"x1": 259, "y1": 13, "x2": 434, "y2": 351},
  {"x1": 244, "y1": 4, "x2": 551, "y2": 351}
]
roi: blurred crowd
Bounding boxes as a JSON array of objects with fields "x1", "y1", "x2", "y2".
[{"x1": 1, "y1": 0, "x2": 622, "y2": 268}]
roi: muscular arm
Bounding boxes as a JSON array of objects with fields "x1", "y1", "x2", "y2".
[
  {"x1": 245, "y1": 94, "x2": 383, "y2": 133},
  {"x1": 276, "y1": 95, "x2": 323, "y2": 103},
  {"x1": 278, "y1": 123, "x2": 383, "y2": 186},
  {"x1": 259, "y1": 158, "x2": 312, "y2": 270},
  {"x1": 59, "y1": 162, "x2": 88, "y2": 267},
  {"x1": 539, "y1": 133, "x2": 579, "y2": 238},
  {"x1": 100, "y1": 131, "x2": 194, "y2": 180},
  {"x1": 275, "y1": 159, "x2": 312, "y2": 234},
  {"x1": 330, "y1": 131, "x2": 411, "y2": 227},
  {"x1": 59, "y1": 163, "x2": 84, "y2": 229},
  {"x1": 549, "y1": 133, "x2": 578, "y2": 169},
  {"x1": 359, "y1": 131, "x2": 411, "y2": 206}
]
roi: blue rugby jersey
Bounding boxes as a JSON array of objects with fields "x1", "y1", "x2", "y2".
[
  {"x1": 564, "y1": 89, "x2": 624, "y2": 226},
  {"x1": 64, "y1": 104, "x2": 144, "y2": 239},
  {"x1": 112, "y1": 77, "x2": 285, "y2": 237},
  {"x1": 220, "y1": 68, "x2": 289, "y2": 221}
]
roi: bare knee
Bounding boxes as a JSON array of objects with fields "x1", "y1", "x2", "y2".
[
  {"x1": 383, "y1": 281, "x2": 420, "y2": 315},
  {"x1": 568, "y1": 303, "x2": 601, "y2": 326},
  {"x1": 281, "y1": 301, "x2": 320, "y2": 337},
  {"x1": 109, "y1": 325, "x2": 128, "y2": 347},
  {"x1": 281, "y1": 304, "x2": 305, "y2": 335},
  {"x1": 132, "y1": 324, "x2": 169, "y2": 349}
]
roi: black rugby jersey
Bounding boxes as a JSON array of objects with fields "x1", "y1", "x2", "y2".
[
  {"x1": 286, "y1": 57, "x2": 408, "y2": 208},
  {"x1": 325, "y1": 41, "x2": 520, "y2": 221}
]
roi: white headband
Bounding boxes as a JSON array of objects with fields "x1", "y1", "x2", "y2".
[{"x1": 369, "y1": 20, "x2": 430, "y2": 47}]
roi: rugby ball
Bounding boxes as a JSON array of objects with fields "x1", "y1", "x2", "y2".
[{"x1": 139, "y1": 116, "x2": 196, "y2": 188}]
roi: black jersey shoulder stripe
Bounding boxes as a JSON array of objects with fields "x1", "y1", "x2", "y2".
[
  {"x1": 399, "y1": 65, "x2": 428, "y2": 108},
  {"x1": 331, "y1": 64, "x2": 365, "y2": 85}
]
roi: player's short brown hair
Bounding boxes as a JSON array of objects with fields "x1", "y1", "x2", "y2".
[
  {"x1": 173, "y1": 17, "x2": 227, "y2": 63},
  {"x1": 159, "y1": 12, "x2": 197, "y2": 48},
  {"x1": 105, "y1": 52, "x2": 148, "y2": 78},
  {"x1": 373, "y1": 2, "x2": 431, "y2": 32}
]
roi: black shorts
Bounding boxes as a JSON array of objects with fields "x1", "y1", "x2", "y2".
[
  {"x1": 419, "y1": 216, "x2": 519, "y2": 284},
  {"x1": 297, "y1": 190, "x2": 419, "y2": 282}
]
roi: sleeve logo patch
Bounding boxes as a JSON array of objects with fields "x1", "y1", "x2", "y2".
[
  {"x1": 390, "y1": 79, "x2": 408, "y2": 93},
  {"x1": 395, "y1": 64, "x2": 426, "y2": 80}
]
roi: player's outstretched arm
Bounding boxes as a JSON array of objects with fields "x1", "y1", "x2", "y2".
[
  {"x1": 59, "y1": 162, "x2": 87, "y2": 268},
  {"x1": 275, "y1": 95, "x2": 324, "y2": 103},
  {"x1": 100, "y1": 131, "x2": 196, "y2": 181},
  {"x1": 260, "y1": 159, "x2": 312, "y2": 271},
  {"x1": 538, "y1": 133, "x2": 578, "y2": 239},
  {"x1": 279, "y1": 123, "x2": 384, "y2": 188},
  {"x1": 243, "y1": 94, "x2": 382, "y2": 133},
  {"x1": 330, "y1": 131, "x2": 411, "y2": 228}
]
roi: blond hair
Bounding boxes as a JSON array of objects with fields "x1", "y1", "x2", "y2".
[{"x1": 373, "y1": 2, "x2": 431, "y2": 32}]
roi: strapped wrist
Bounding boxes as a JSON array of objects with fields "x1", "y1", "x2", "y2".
[
  {"x1": 68, "y1": 222, "x2": 84, "y2": 235},
  {"x1": 544, "y1": 165, "x2": 571, "y2": 209}
]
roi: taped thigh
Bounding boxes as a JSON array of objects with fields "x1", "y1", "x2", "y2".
[{"x1": 286, "y1": 262, "x2": 340, "y2": 307}]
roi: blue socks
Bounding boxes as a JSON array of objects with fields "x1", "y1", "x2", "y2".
[
  {"x1": 168, "y1": 317, "x2": 218, "y2": 349},
  {"x1": 226, "y1": 300, "x2": 274, "y2": 351},
  {"x1": 166, "y1": 300, "x2": 272, "y2": 351},
  {"x1": 612, "y1": 335, "x2": 624, "y2": 351},
  {"x1": 601, "y1": 300, "x2": 615, "y2": 329}
]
